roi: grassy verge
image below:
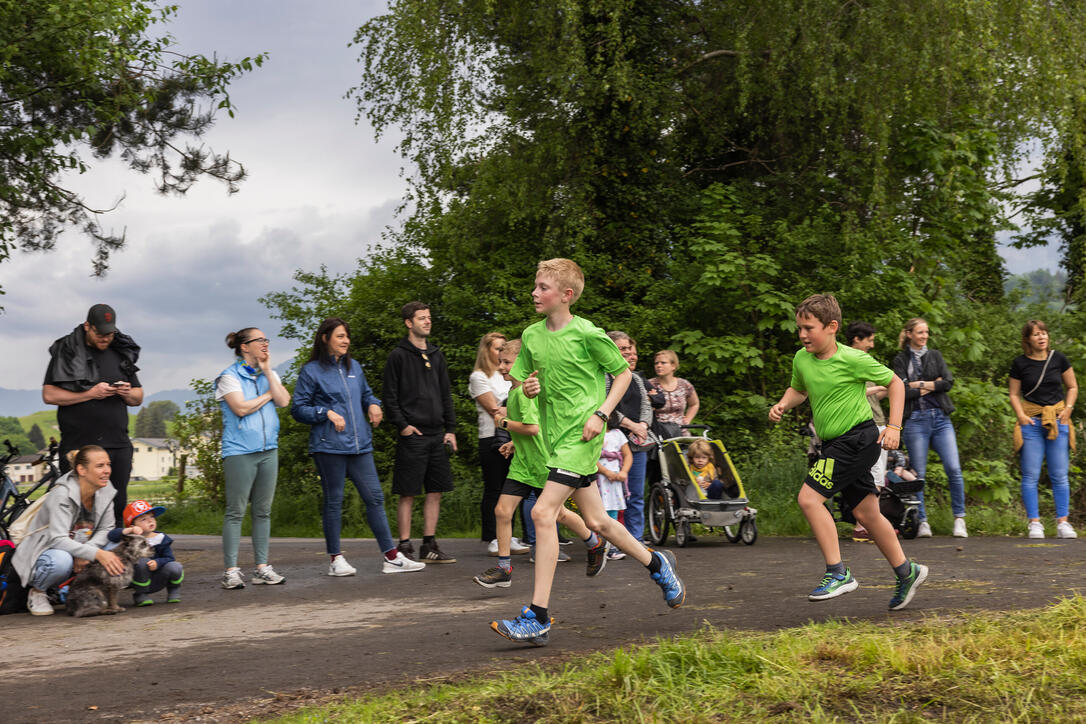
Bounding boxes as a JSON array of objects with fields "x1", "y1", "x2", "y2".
[{"x1": 264, "y1": 596, "x2": 1086, "y2": 723}]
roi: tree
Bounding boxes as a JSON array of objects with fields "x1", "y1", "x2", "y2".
[
  {"x1": 0, "y1": 417, "x2": 34, "y2": 455},
  {"x1": 27, "y1": 423, "x2": 46, "y2": 451},
  {"x1": 134, "y1": 400, "x2": 180, "y2": 437},
  {"x1": 0, "y1": 1, "x2": 263, "y2": 281},
  {"x1": 172, "y1": 380, "x2": 224, "y2": 503}
]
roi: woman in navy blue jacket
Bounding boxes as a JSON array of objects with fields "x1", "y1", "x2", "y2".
[{"x1": 292, "y1": 318, "x2": 425, "y2": 576}]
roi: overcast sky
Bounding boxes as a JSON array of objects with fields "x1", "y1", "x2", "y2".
[
  {"x1": 0, "y1": 1, "x2": 1060, "y2": 403},
  {"x1": 0, "y1": 0, "x2": 403, "y2": 397}
]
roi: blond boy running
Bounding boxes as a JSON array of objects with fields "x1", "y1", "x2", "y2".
[{"x1": 491, "y1": 259, "x2": 685, "y2": 646}]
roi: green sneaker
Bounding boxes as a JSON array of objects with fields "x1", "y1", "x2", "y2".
[
  {"x1": 889, "y1": 562, "x2": 928, "y2": 610},
  {"x1": 134, "y1": 595, "x2": 154, "y2": 607},
  {"x1": 808, "y1": 568, "x2": 859, "y2": 601}
]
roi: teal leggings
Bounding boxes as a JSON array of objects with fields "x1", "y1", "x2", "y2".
[{"x1": 222, "y1": 449, "x2": 278, "y2": 569}]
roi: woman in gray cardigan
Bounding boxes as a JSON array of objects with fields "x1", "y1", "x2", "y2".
[{"x1": 13, "y1": 445, "x2": 125, "y2": 616}]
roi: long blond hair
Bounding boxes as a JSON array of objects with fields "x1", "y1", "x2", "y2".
[
  {"x1": 474, "y1": 332, "x2": 507, "y2": 375},
  {"x1": 898, "y1": 318, "x2": 927, "y2": 349}
]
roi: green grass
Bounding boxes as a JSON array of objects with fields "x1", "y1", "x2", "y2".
[{"x1": 263, "y1": 596, "x2": 1086, "y2": 723}]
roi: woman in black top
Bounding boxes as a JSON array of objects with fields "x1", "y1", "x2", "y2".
[
  {"x1": 891, "y1": 318, "x2": 968, "y2": 538},
  {"x1": 1008, "y1": 320, "x2": 1078, "y2": 539}
]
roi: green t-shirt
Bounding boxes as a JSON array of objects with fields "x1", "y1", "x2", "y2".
[
  {"x1": 790, "y1": 343, "x2": 894, "y2": 441},
  {"x1": 506, "y1": 384, "x2": 547, "y2": 488},
  {"x1": 511, "y1": 316, "x2": 629, "y2": 476}
]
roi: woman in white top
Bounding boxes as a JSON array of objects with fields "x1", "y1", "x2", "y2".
[{"x1": 469, "y1": 332, "x2": 526, "y2": 552}]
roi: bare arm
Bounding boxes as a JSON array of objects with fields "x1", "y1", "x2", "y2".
[
  {"x1": 1061, "y1": 367, "x2": 1078, "y2": 425},
  {"x1": 1008, "y1": 377, "x2": 1032, "y2": 426},
  {"x1": 768, "y1": 387, "x2": 808, "y2": 422},
  {"x1": 222, "y1": 390, "x2": 274, "y2": 418},
  {"x1": 682, "y1": 384, "x2": 700, "y2": 424},
  {"x1": 878, "y1": 374, "x2": 906, "y2": 450},
  {"x1": 261, "y1": 364, "x2": 291, "y2": 407},
  {"x1": 583, "y1": 368, "x2": 631, "y2": 441},
  {"x1": 42, "y1": 382, "x2": 117, "y2": 406}
]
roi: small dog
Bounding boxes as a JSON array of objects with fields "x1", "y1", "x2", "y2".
[{"x1": 66, "y1": 535, "x2": 154, "y2": 617}]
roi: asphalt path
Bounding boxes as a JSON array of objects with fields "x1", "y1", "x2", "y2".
[{"x1": 2, "y1": 533, "x2": 1083, "y2": 722}]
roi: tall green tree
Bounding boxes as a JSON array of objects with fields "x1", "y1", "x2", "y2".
[
  {"x1": 134, "y1": 400, "x2": 180, "y2": 437},
  {"x1": 0, "y1": 417, "x2": 34, "y2": 455},
  {"x1": 0, "y1": 1, "x2": 263, "y2": 281},
  {"x1": 26, "y1": 423, "x2": 46, "y2": 451}
]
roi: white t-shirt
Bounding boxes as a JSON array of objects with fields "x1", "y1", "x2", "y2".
[
  {"x1": 468, "y1": 369, "x2": 512, "y2": 438},
  {"x1": 215, "y1": 370, "x2": 281, "y2": 400}
]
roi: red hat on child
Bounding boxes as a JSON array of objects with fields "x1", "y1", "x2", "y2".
[{"x1": 123, "y1": 499, "x2": 166, "y2": 527}]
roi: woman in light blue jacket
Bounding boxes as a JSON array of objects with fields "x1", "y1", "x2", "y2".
[
  {"x1": 292, "y1": 317, "x2": 425, "y2": 577},
  {"x1": 216, "y1": 327, "x2": 291, "y2": 590}
]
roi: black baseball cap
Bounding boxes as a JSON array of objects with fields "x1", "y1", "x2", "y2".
[{"x1": 86, "y1": 304, "x2": 118, "y2": 334}]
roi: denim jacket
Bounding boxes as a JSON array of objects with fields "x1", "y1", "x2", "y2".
[
  {"x1": 291, "y1": 356, "x2": 380, "y2": 455},
  {"x1": 217, "y1": 362, "x2": 281, "y2": 458}
]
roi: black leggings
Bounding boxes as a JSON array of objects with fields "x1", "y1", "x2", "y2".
[{"x1": 479, "y1": 436, "x2": 513, "y2": 541}]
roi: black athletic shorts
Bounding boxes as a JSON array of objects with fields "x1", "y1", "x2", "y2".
[
  {"x1": 547, "y1": 467, "x2": 595, "y2": 489},
  {"x1": 500, "y1": 478, "x2": 540, "y2": 499},
  {"x1": 804, "y1": 420, "x2": 880, "y2": 508},
  {"x1": 392, "y1": 433, "x2": 455, "y2": 496}
]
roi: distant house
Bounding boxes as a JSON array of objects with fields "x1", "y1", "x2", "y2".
[
  {"x1": 130, "y1": 437, "x2": 177, "y2": 481},
  {"x1": 7, "y1": 454, "x2": 47, "y2": 483}
]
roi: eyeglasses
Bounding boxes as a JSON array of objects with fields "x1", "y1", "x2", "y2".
[{"x1": 243, "y1": 337, "x2": 270, "y2": 346}]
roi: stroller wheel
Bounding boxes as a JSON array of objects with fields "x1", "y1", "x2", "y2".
[
  {"x1": 646, "y1": 485, "x2": 670, "y2": 546},
  {"x1": 740, "y1": 518, "x2": 758, "y2": 545},
  {"x1": 723, "y1": 525, "x2": 741, "y2": 544},
  {"x1": 900, "y1": 507, "x2": 921, "y2": 539}
]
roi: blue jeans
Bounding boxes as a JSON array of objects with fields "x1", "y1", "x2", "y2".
[
  {"x1": 903, "y1": 408, "x2": 966, "y2": 520},
  {"x1": 1019, "y1": 419, "x2": 1071, "y2": 519},
  {"x1": 623, "y1": 450, "x2": 648, "y2": 540},
  {"x1": 30, "y1": 549, "x2": 75, "y2": 591},
  {"x1": 312, "y1": 452, "x2": 396, "y2": 555}
]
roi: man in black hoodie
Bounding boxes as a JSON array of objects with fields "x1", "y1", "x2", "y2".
[{"x1": 383, "y1": 301, "x2": 458, "y2": 564}]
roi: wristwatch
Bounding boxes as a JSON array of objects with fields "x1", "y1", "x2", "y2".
[
  {"x1": 500, "y1": 417, "x2": 510, "y2": 430},
  {"x1": 593, "y1": 410, "x2": 609, "y2": 423}
]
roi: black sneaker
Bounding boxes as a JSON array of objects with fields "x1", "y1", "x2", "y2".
[
  {"x1": 419, "y1": 540, "x2": 456, "y2": 563},
  {"x1": 557, "y1": 534, "x2": 573, "y2": 546},
  {"x1": 585, "y1": 539, "x2": 608, "y2": 577},
  {"x1": 473, "y1": 566, "x2": 512, "y2": 589},
  {"x1": 397, "y1": 540, "x2": 417, "y2": 561}
]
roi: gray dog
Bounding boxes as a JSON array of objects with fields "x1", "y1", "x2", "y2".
[{"x1": 66, "y1": 535, "x2": 154, "y2": 617}]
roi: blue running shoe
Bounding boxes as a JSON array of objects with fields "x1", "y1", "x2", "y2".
[
  {"x1": 889, "y1": 561, "x2": 928, "y2": 610},
  {"x1": 649, "y1": 549, "x2": 685, "y2": 608},
  {"x1": 808, "y1": 568, "x2": 859, "y2": 601},
  {"x1": 491, "y1": 606, "x2": 551, "y2": 646}
]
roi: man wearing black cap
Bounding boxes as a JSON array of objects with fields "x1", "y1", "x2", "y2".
[{"x1": 42, "y1": 304, "x2": 143, "y2": 523}]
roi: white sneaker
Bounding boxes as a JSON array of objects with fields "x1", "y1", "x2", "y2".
[
  {"x1": 251, "y1": 565, "x2": 285, "y2": 585},
  {"x1": 28, "y1": 588, "x2": 54, "y2": 616},
  {"x1": 916, "y1": 521, "x2": 932, "y2": 538},
  {"x1": 510, "y1": 537, "x2": 531, "y2": 554},
  {"x1": 383, "y1": 550, "x2": 426, "y2": 573},
  {"x1": 952, "y1": 518, "x2": 968, "y2": 538},
  {"x1": 221, "y1": 568, "x2": 246, "y2": 589},
  {"x1": 1028, "y1": 521, "x2": 1045, "y2": 539},
  {"x1": 487, "y1": 539, "x2": 500, "y2": 556},
  {"x1": 1057, "y1": 521, "x2": 1078, "y2": 539},
  {"x1": 328, "y1": 554, "x2": 357, "y2": 576}
]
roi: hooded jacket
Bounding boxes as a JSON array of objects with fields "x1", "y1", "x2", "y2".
[
  {"x1": 44, "y1": 326, "x2": 140, "y2": 392},
  {"x1": 12, "y1": 472, "x2": 116, "y2": 587},
  {"x1": 291, "y1": 355, "x2": 381, "y2": 454},
  {"x1": 382, "y1": 338, "x2": 456, "y2": 435}
]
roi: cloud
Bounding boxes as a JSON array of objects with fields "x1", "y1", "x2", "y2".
[{"x1": 0, "y1": 1, "x2": 407, "y2": 402}]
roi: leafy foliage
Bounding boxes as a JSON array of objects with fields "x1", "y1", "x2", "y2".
[
  {"x1": 172, "y1": 379, "x2": 224, "y2": 504},
  {"x1": 0, "y1": 1, "x2": 263, "y2": 281},
  {"x1": 134, "y1": 400, "x2": 179, "y2": 438}
]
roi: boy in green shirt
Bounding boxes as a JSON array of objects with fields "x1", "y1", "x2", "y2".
[
  {"x1": 491, "y1": 259, "x2": 686, "y2": 646},
  {"x1": 769, "y1": 294, "x2": 928, "y2": 610},
  {"x1": 472, "y1": 338, "x2": 598, "y2": 597}
]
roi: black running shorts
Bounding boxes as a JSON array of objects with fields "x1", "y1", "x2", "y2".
[
  {"x1": 500, "y1": 478, "x2": 540, "y2": 499},
  {"x1": 547, "y1": 467, "x2": 595, "y2": 489},
  {"x1": 392, "y1": 433, "x2": 455, "y2": 496},
  {"x1": 804, "y1": 420, "x2": 880, "y2": 508}
]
